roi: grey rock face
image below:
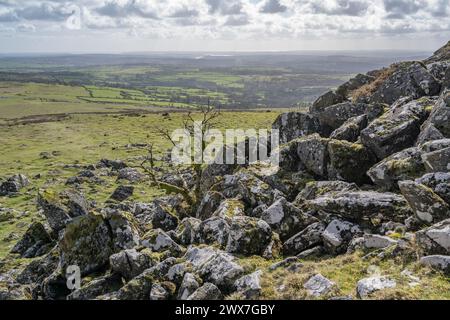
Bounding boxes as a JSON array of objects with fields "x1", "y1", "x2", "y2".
[
  {"x1": 109, "y1": 185, "x2": 134, "y2": 202},
  {"x1": 422, "y1": 90, "x2": 450, "y2": 138},
  {"x1": 261, "y1": 197, "x2": 317, "y2": 241},
  {"x1": 322, "y1": 219, "x2": 361, "y2": 254},
  {"x1": 226, "y1": 216, "x2": 272, "y2": 256},
  {"x1": 109, "y1": 248, "x2": 156, "y2": 280},
  {"x1": 233, "y1": 270, "x2": 263, "y2": 299},
  {"x1": 272, "y1": 112, "x2": 322, "y2": 144},
  {"x1": 367, "y1": 147, "x2": 426, "y2": 190},
  {"x1": 363, "y1": 234, "x2": 398, "y2": 249},
  {"x1": 187, "y1": 283, "x2": 223, "y2": 300},
  {"x1": 371, "y1": 62, "x2": 440, "y2": 105},
  {"x1": 415, "y1": 172, "x2": 450, "y2": 204},
  {"x1": 307, "y1": 191, "x2": 412, "y2": 222},
  {"x1": 421, "y1": 146, "x2": 450, "y2": 172},
  {"x1": 361, "y1": 97, "x2": 432, "y2": 160},
  {"x1": 67, "y1": 274, "x2": 122, "y2": 300},
  {"x1": 399, "y1": 180, "x2": 450, "y2": 224},
  {"x1": 317, "y1": 102, "x2": 372, "y2": 131},
  {"x1": 177, "y1": 273, "x2": 200, "y2": 300},
  {"x1": 175, "y1": 217, "x2": 201, "y2": 246},
  {"x1": 304, "y1": 274, "x2": 336, "y2": 297},
  {"x1": 330, "y1": 114, "x2": 368, "y2": 142},
  {"x1": 295, "y1": 134, "x2": 329, "y2": 177},
  {"x1": 295, "y1": 180, "x2": 359, "y2": 204},
  {"x1": 151, "y1": 202, "x2": 179, "y2": 231},
  {"x1": 420, "y1": 255, "x2": 450, "y2": 273},
  {"x1": 416, "y1": 219, "x2": 450, "y2": 255},
  {"x1": 141, "y1": 228, "x2": 183, "y2": 256},
  {"x1": 197, "y1": 216, "x2": 230, "y2": 248},
  {"x1": 356, "y1": 276, "x2": 396, "y2": 298},
  {"x1": 327, "y1": 140, "x2": 376, "y2": 184},
  {"x1": 184, "y1": 246, "x2": 244, "y2": 291},
  {"x1": 10, "y1": 222, "x2": 53, "y2": 258},
  {"x1": 0, "y1": 174, "x2": 30, "y2": 196},
  {"x1": 37, "y1": 189, "x2": 89, "y2": 232},
  {"x1": 310, "y1": 90, "x2": 344, "y2": 114},
  {"x1": 283, "y1": 222, "x2": 325, "y2": 255}
]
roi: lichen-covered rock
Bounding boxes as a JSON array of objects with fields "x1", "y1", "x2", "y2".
[
  {"x1": 226, "y1": 216, "x2": 272, "y2": 255},
  {"x1": 356, "y1": 276, "x2": 396, "y2": 298},
  {"x1": 150, "y1": 202, "x2": 179, "y2": 231},
  {"x1": 417, "y1": 123, "x2": 445, "y2": 145},
  {"x1": 399, "y1": 180, "x2": 450, "y2": 224},
  {"x1": 10, "y1": 222, "x2": 53, "y2": 258},
  {"x1": 321, "y1": 219, "x2": 361, "y2": 254},
  {"x1": 109, "y1": 185, "x2": 134, "y2": 202},
  {"x1": 294, "y1": 180, "x2": 359, "y2": 205},
  {"x1": 196, "y1": 191, "x2": 224, "y2": 221},
  {"x1": 310, "y1": 90, "x2": 344, "y2": 114},
  {"x1": 317, "y1": 102, "x2": 374, "y2": 131},
  {"x1": 304, "y1": 274, "x2": 336, "y2": 297},
  {"x1": 67, "y1": 274, "x2": 122, "y2": 300},
  {"x1": 295, "y1": 134, "x2": 329, "y2": 177},
  {"x1": 184, "y1": 246, "x2": 244, "y2": 291},
  {"x1": 420, "y1": 138, "x2": 450, "y2": 153},
  {"x1": 415, "y1": 172, "x2": 450, "y2": 204},
  {"x1": 141, "y1": 229, "x2": 184, "y2": 256},
  {"x1": 421, "y1": 90, "x2": 450, "y2": 138},
  {"x1": 0, "y1": 174, "x2": 30, "y2": 196},
  {"x1": 327, "y1": 140, "x2": 376, "y2": 184},
  {"x1": 370, "y1": 62, "x2": 440, "y2": 105},
  {"x1": 233, "y1": 270, "x2": 262, "y2": 299},
  {"x1": 363, "y1": 234, "x2": 398, "y2": 249},
  {"x1": 367, "y1": 147, "x2": 426, "y2": 190},
  {"x1": 330, "y1": 114, "x2": 368, "y2": 142},
  {"x1": 197, "y1": 216, "x2": 230, "y2": 248},
  {"x1": 211, "y1": 171, "x2": 279, "y2": 210},
  {"x1": 307, "y1": 191, "x2": 412, "y2": 222},
  {"x1": 261, "y1": 197, "x2": 317, "y2": 240},
  {"x1": 16, "y1": 247, "x2": 59, "y2": 286},
  {"x1": 109, "y1": 248, "x2": 157, "y2": 280},
  {"x1": 212, "y1": 199, "x2": 245, "y2": 219},
  {"x1": 416, "y1": 219, "x2": 450, "y2": 255},
  {"x1": 59, "y1": 214, "x2": 114, "y2": 276},
  {"x1": 37, "y1": 189, "x2": 89, "y2": 232},
  {"x1": 272, "y1": 112, "x2": 322, "y2": 144},
  {"x1": 177, "y1": 272, "x2": 201, "y2": 300},
  {"x1": 117, "y1": 168, "x2": 143, "y2": 182},
  {"x1": 283, "y1": 222, "x2": 325, "y2": 255},
  {"x1": 361, "y1": 97, "x2": 432, "y2": 160},
  {"x1": 421, "y1": 146, "x2": 450, "y2": 172},
  {"x1": 149, "y1": 282, "x2": 175, "y2": 300},
  {"x1": 104, "y1": 210, "x2": 141, "y2": 251},
  {"x1": 187, "y1": 283, "x2": 223, "y2": 300},
  {"x1": 420, "y1": 255, "x2": 450, "y2": 273},
  {"x1": 175, "y1": 217, "x2": 201, "y2": 246}
]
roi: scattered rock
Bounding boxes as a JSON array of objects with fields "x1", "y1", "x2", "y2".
[
  {"x1": 322, "y1": 219, "x2": 361, "y2": 254},
  {"x1": 356, "y1": 276, "x2": 396, "y2": 298},
  {"x1": 10, "y1": 222, "x2": 53, "y2": 258},
  {"x1": 226, "y1": 216, "x2": 272, "y2": 256},
  {"x1": 363, "y1": 234, "x2": 398, "y2": 249},
  {"x1": 399, "y1": 180, "x2": 450, "y2": 224},
  {"x1": 304, "y1": 274, "x2": 336, "y2": 297},
  {"x1": 109, "y1": 248, "x2": 156, "y2": 280},
  {"x1": 0, "y1": 174, "x2": 30, "y2": 196},
  {"x1": 234, "y1": 270, "x2": 263, "y2": 299},
  {"x1": 283, "y1": 222, "x2": 325, "y2": 255},
  {"x1": 109, "y1": 185, "x2": 134, "y2": 202},
  {"x1": 416, "y1": 219, "x2": 450, "y2": 255},
  {"x1": 420, "y1": 255, "x2": 450, "y2": 273},
  {"x1": 272, "y1": 112, "x2": 322, "y2": 144},
  {"x1": 187, "y1": 283, "x2": 223, "y2": 300}
]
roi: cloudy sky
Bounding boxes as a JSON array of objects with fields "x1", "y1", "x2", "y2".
[{"x1": 0, "y1": 0, "x2": 449, "y2": 53}]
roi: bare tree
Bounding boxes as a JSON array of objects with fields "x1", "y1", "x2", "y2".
[{"x1": 141, "y1": 102, "x2": 221, "y2": 214}]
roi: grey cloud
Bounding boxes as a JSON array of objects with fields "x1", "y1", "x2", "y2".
[
  {"x1": 16, "y1": 3, "x2": 73, "y2": 21},
  {"x1": 206, "y1": 0, "x2": 243, "y2": 15},
  {"x1": 310, "y1": 0, "x2": 370, "y2": 16},
  {"x1": 170, "y1": 8, "x2": 200, "y2": 18},
  {"x1": 96, "y1": 0, "x2": 158, "y2": 19},
  {"x1": 0, "y1": 11, "x2": 18, "y2": 22},
  {"x1": 260, "y1": 0, "x2": 287, "y2": 14},
  {"x1": 224, "y1": 14, "x2": 249, "y2": 26},
  {"x1": 383, "y1": 0, "x2": 423, "y2": 19}
]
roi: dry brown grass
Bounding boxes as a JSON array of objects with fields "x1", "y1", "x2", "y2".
[{"x1": 350, "y1": 64, "x2": 398, "y2": 102}]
